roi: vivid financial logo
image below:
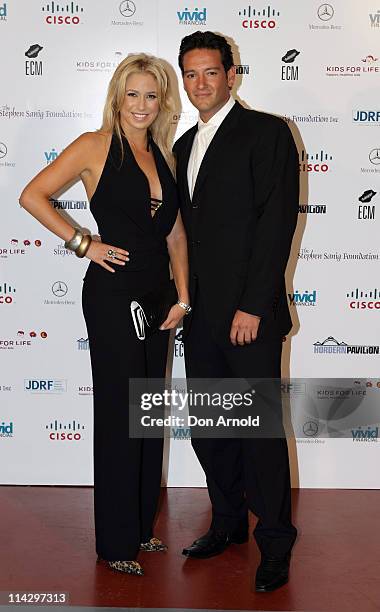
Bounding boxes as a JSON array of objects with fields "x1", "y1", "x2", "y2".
[
  {"x1": 238, "y1": 5, "x2": 280, "y2": 29},
  {"x1": 42, "y1": 1, "x2": 84, "y2": 25},
  {"x1": 0, "y1": 3, "x2": 7, "y2": 21},
  {"x1": 46, "y1": 419, "x2": 85, "y2": 440},
  {"x1": 0, "y1": 421, "x2": 13, "y2": 437},
  {"x1": 313, "y1": 337, "x2": 380, "y2": 355},
  {"x1": 288, "y1": 290, "x2": 317, "y2": 306},
  {"x1": 44, "y1": 148, "x2": 59, "y2": 164},
  {"x1": 347, "y1": 288, "x2": 380, "y2": 310},
  {"x1": 369, "y1": 11, "x2": 380, "y2": 28},
  {"x1": 299, "y1": 150, "x2": 332, "y2": 173},
  {"x1": 177, "y1": 7, "x2": 206, "y2": 25},
  {"x1": 352, "y1": 426, "x2": 378, "y2": 442}
]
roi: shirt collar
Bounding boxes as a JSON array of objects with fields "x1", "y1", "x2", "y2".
[{"x1": 197, "y1": 95, "x2": 235, "y2": 130}]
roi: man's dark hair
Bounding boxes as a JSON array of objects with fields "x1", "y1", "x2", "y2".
[{"x1": 178, "y1": 31, "x2": 234, "y2": 74}]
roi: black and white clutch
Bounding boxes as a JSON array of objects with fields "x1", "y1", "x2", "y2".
[{"x1": 130, "y1": 279, "x2": 177, "y2": 340}]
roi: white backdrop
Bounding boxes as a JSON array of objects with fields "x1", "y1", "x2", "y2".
[{"x1": 1, "y1": 0, "x2": 379, "y2": 488}]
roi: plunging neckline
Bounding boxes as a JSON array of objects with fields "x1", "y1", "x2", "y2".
[{"x1": 124, "y1": 135, "x2": 163, "y2": 219}]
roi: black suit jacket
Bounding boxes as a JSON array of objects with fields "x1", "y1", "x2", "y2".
[{"x1": 173, "y1": 101, "x2": 299, "y2": 346}]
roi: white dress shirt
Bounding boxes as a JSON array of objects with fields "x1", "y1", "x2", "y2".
[{"x1": 187, "y1": 95, "x2": 235, "y2": 198}]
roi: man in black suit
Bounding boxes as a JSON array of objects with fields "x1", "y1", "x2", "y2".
[{"x1": 174, "y1": 31, "x2": 299, "y2": 592}]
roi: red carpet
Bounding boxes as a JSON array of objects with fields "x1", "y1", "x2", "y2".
[{"x1": 0, "y1": 486, "x2": 378, "y2": 611}]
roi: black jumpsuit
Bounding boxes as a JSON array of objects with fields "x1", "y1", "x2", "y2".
[{"x1": 82, "y1": 134, "x2": 178, "y2": 561}]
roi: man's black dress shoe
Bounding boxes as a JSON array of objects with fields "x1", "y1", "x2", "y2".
[
  {"x1": 182, "y1": 528, "x2": 248, "y2": 559},
  {"x1": 255, "y1": 554, "x2": 290, "y2": 592}
]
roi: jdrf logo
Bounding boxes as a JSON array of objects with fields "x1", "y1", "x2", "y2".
[
  {"x1": 24, "y1": 379, "x2": 67, "y2": 393},
  {"x1": 353, "y1": 110, "x2": 380, "y2": 124},
  {"x1": 177, "y1": 7, "x2": 207, "y2": 25},
  {"x1": 352, "y1": 426, "x2": 378, "y2": 442},
  {"x1": 0, "y1": 421, "x2": 13, "y2": 437},
  {"x1": 288, "y1": 290, "x2": 317, "y2": 306},
  {"x1": 0, "y1": 3, "x2": 7, "y2": 20}
]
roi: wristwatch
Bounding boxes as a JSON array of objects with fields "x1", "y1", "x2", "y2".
[{"x1": 177, "y1": 300, "x2": 192, "y2": 315}]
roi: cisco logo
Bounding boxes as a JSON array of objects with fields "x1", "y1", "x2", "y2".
[
  {"x1": 42, "y1": 1, "x2": 84, "y2": 25},
  {"x1": 0, "y1": 282, "x2": 16, "y2": 304},
  {"x1": 238, "y1": 4, "x2": 280, "y2": 29},
  {"x1": 299, "y1": 149, "x2": 333, "y2": 173},
  {"x1": 46, "y1": 419, "x2": 85, "y2": 440}
]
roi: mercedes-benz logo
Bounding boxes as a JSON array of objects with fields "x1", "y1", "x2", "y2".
[
  {"x1": 52, "y1": 281, "x2": 68, "y2": 297},
  {"x1": 303, "y1": 421, "x2": 319, "y2": 437},
  {"x1": 317, "y1": 3, "x2": 334, "y2": 21},
  {"x1": 369, "y1": 148, "x2": 380, "y2": 165},
  {"x1": 0, "y1": 142, "x2": 7, "y2": 159},
  {"x1": 119, "y1": 0, "x2": 136, "y2": 17}
]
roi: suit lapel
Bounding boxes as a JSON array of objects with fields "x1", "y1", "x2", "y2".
[
  {"x1": 177, "y1": 125, "x2": 197, "y2": 207},
  {"x1": 192, "y1": 102, "x2": 242, "y2": 203}
]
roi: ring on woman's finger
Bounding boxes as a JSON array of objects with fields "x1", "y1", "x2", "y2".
[{"x1": 107, "y1": 249, "x2": 117, "y2": 259}]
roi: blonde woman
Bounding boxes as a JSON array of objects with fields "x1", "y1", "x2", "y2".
[{"x1": 20, "y1": 54, "x2": 189, "y2": 575}]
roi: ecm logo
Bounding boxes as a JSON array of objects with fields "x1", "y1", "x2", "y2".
[{"x1": 25, "y1": 44, "x2": 43, "y2": 77}]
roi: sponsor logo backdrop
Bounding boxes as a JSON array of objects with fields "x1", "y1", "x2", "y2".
[{"x1": 1, "y1": 0, "x2": 379, "y2": 487}]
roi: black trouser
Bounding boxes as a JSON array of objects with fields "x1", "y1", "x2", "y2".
[
  {"x1": 83, "y1": 285, "x2": 169, "y2": 561},
  {"x1": 184, "y1": 292, "x2": 297, "y2": 558}
]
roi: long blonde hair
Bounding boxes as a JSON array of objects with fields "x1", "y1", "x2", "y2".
[{"x1": 101, "y1": 53, "x2": 175, "y2": 173}]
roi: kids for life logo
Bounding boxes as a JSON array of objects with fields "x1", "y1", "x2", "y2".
[{"x1": 177, "y1": 7, "x2": 206, "y2": 25}]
